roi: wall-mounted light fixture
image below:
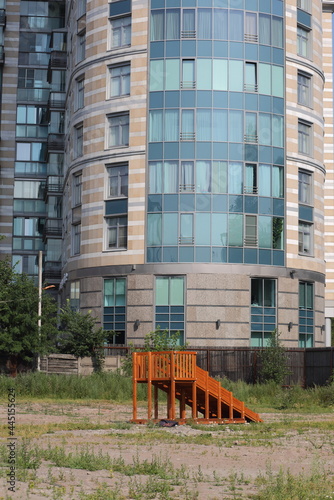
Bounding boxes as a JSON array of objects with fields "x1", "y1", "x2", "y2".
[
  {"x1": 321, "y1": 324, "x2": 325, "y2": 333},
  {"x1": 290, "y1": 270, "x2": 296, "y2": 278},
  {"x1": 216, "y1": 319, "x2": 221, "y2": 330},
  {"x1": 134, "y1": 319, "x2": 140, "y2": 331},
  {"x1": 288, "y1": 321, "x2": 293, "y2": 332}
]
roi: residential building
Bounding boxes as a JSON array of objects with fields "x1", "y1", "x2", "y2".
[{"x1": 1, "y1": 0, "x2": 334, "y2": 348}]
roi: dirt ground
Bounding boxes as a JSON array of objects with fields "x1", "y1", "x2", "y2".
[{"x1": 0, "y1": 401, "x2": 334, "y2": 499}]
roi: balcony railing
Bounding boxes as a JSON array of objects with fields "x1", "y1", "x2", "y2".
[
  {"x1": 0, "y1": 9, "x2": 6, "y2": 25},
  {"x1": 47, "y1": 133, "x2": 65, "y2": 151},
  {"x1": 43, "y1": 261, "x2": 62, "y2": 280},
  {"x1": 49, "y1": 50, "x2": 67, "y2": 68},
  {"x1": 43, "y1": 219, "x2": 62, "y2": 237},
  {"x1": 48, "y1": 91, "x2": 66, "y2": 109}
]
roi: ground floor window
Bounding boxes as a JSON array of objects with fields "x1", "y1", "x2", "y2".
[
  {"x1": 155, "y1": 276, "x2": 185, "y2": 345},
  {"x1": 103, "y1": 278, "x2": 126, "y2": 344},
  {"x1": 250, "y1": 277, "x2": 276, "y2": 347},
  {"x1": 299, "y1": 281, "x2": 313, "y2": 347}
]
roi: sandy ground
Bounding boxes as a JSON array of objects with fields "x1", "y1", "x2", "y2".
[{"x1": 0, "y1": 402, "x2": 334, "y2": 499}]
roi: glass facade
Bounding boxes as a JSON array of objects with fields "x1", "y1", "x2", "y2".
[
  {"x1": 146, "y1": 1, "x2": 285, "y2": 266},
  {"x1": 12, "y1": 0, "x2": 65, "y2": 281}
]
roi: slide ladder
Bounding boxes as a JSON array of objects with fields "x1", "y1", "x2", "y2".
[{"x1": 132, "y1": 351, "x2": 262, "y2": 424}]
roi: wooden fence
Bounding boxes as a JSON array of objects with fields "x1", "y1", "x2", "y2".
[{"x1": 104, "y1": 347, "x2": 334, "y2": 387}]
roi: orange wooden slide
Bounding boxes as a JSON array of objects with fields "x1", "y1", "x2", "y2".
[{"x1": 132, "y1": 351, "x2": 262, "y2": 424}]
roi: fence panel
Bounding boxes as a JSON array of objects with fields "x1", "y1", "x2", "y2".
[{"x1": 305, "y1": 348, "x2": 333, "y2": 387}]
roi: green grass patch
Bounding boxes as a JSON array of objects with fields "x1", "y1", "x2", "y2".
[
  {"x1": 253, "y1": 465, "x2": 334, "y2": 499},
  {"x1": 0, "y1": 372, "x2": 334, "y2": 414}
]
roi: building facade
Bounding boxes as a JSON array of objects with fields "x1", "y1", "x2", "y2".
[{"x1": 1, "y1": 0, "x2": 334, "y2": 348}]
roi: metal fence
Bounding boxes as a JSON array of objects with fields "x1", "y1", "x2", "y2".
[{"x1": 104, "y1": 346, "x2": 334, "y2": 387}]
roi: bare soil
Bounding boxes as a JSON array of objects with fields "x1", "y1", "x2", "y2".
[{"x1": 1, "y1": 402, "x2": 334, "y2": 499}]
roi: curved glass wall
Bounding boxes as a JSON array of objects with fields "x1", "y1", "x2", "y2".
[{"x1": 147, "y1": 0, "x2": 285, "y2": 266}]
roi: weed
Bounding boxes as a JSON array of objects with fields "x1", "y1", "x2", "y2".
[
  {"x1": 128, "y1": 476, "x2": 174, "y2": 500},
  {"x1": 253, "y1": 464, "x2": 334, "y2": 500},
  {"x1": 79, "y1": 482, "x2": 126, "y2": 500}
]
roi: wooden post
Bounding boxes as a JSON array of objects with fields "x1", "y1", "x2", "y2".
[
  {"x1": 154, "y1": 384, "x2": 159, "y2": 420},
  {"x1": 132, "y1": 352, "x2": 137, "y2": 421},
  {"x1": 229, "y1": 390, "x2": 233, "y2": 420},
  {"x1": 217, "y1": 384, "x2": 222, "y2": 420},
  {"x1": 192, "y1": 380, "x2": 197, "y2": 419},
  {"x1": 148, "y1": 351, "x2": 152, "y2": 420},
  {"x1": 180, "y1": 387, "x2": 186, "y2": 419},
  {"x1": 205, "y1": 371, "x2": 209, "y2": 419},
  {"x1": 170, "y1": 352, "x2": 176, "y2": 420}
]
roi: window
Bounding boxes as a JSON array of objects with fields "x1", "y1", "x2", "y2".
[
  {"x1": 245, "y1": 12, "x2": 257, "y2": 42},
  {"x1": 180, "y1": 213, "x2": 193, "y2": 244},
  {"x1": 298, "y1": 120, "x2": 312, "y2": 155},
  {"x1": 109, "y1": 64, "x2": 130, "y2": 98},
  {"x1": 104, "y1": 278, "x2": 126, "y2": 344},
  {"x1": 16, "y1": 105, "x2": 48, "y2": 138},
  {"x1": 74, "y1": 123, "x2": 83, "y2": 158},
  {"x1": 155, "y1": 276, "x2": 185, "y2": 345},
  {"x1": 299, "y1": 282, "x2": 313, "y2": 347},
  {"x1": 107, "y1": 113, "x2": 129, "y2": 147},
  {"x1": 180, "y1": 109, "x2": 195, "y2": 140},
  {"x1": 182, "y1": 60, "x2": 195, "y2": 88},
  {"x1": 106, "y1": 216, "x2": 127, "y2": 249},
  {"x1": 73, "y1": 172, "x2": 82, "y2": 206},
  {"x1": 13, "y1": 217, "x2": 44, "y2": 251},
  {"x1": 244, "y1": 163, "x2": 257, "y2": 194},
  {"x1": 180, "y1": 161, "x2": 194, "y2": 191},
  {"x1": 12, "y1": 255, "x2": 39, "y2": 277},
  {"x1": 75, "y1": 77, "x2": 84, "y2": 110},
  {"x1": 298, "y1": 170, "x2": 312, "y2": 205},
  {"x1": 77, "y1": 0, "x2": 86, "y2": 18},
  {"x1": 70, "y1": 281, "x2": 80, "y2": 311},
  {"x1": 107, "y1": 164, "x2": 128, "y2": 198},
  {"x1": 151, "y1": 10, "x2": 164, "y2": 40},
  {"x1": 77, "y1": 31, "x2": 86, "y2": 63},
  {"x1": 298, "y1": 72, "x2": 311, "y2": 107},
  {"x1": 110, "y1": 16, "x2": 131, "y2": 48},
  {"x1": 182, "y1": 9, "x2": 195, "y2": 38},
  {"x1": 297, "y1": 0, "x2": 310, "y2": 12},
  {"x1": 244, "y1": 215, "x2": 257, "y2": 246},
  {"x1": 250, "y1": 278, "x2": 276, "y2": 347},
  {"x1": 244, "y1": 62, "x2": 257, "y2": 92},
  {"x1": 14, "y1": 180, "x2": 45, "y2": 199},
  {"x1": 245, "y1": 112, "x2": 257, "y2": 142},
  {"x1": 297, "y1": 25, "x2": 310, "y2": 58},
  {"x1": 298, "y1": 221, "x2": 313, "y2": 255},
  {"x1": 72, "y1": 223, "x2": 81, "y2": 255}
]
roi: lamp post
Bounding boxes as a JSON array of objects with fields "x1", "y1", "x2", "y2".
[{"x1": 36, "y1": 251, "x2": 55, "y2": 371}]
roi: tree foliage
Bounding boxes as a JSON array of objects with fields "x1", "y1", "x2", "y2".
[
  {"x1": 57, "y1": 301, "x2": 111, "y2": 372},
  {"x1": 258, "y1": 330, "x2": 291, "y2": 385},
  {"x1": 122, "y1": 328, "x2": 187, "y2": 376},
  {"x1": 0, "y1": 258, "x2": 58, "y2": 363}
]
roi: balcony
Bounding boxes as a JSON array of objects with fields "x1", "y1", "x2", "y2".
[
  {"x1": 44, "y1": 176, "x2": 63, "y2": 198},
  {"x1": 43, "y1": 260, "x2": 62, "y2": 281},
  {"x1": 0, "y1": 9, "x2": 6, "y2": 26},
  {"x1": 43, "y1": 219, "x2": 62, "y2": 238},
  {"x1": 47, "y1": 133, "x2": 65, "y2": 152},
  {"x1": 48, "y1": 91, "x2": 66, "y2": 109},
  {"x1": 49, "y1": 50, "x2": 66, "y2": 69}
]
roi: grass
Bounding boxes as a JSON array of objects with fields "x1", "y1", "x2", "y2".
[
  {"x1": 253, "y1": 464, "x2": 334, "y2": 499},
  {"x1": 1, "y1": 372, "x2": 334, "y2": 412}
]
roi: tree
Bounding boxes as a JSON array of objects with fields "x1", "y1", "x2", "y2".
[
  {"x1": 0, "y1": 258, "x2": 58, "y2": 373},
  {"x1": 258, "y1": 330, "x2": 291, "y2": 385},
  {"x1": 122, "y1": 328, "x2": 187, "y2": 376},
  {"x1": 57, "y1": 301, "x2": 110, "y2": 372}
]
